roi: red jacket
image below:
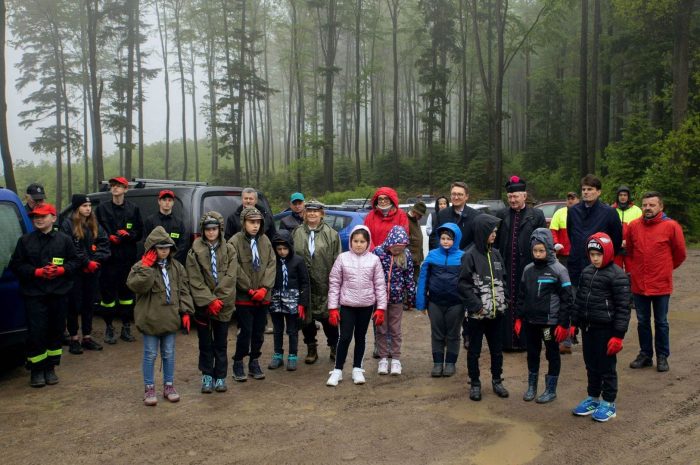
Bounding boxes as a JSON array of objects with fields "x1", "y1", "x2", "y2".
[
  {"x1": 625, "y1": 212, "x2": 686, "y2": 296},
  {"x1": 363, "y1": 187, "x2": 409, "y2": 250}
]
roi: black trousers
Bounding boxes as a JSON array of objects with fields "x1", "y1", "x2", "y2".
[
  {"x1": 233, "y1": 304, "x2": 268, "y2": 361},
  {"x1": 467, "y1": 314, "x2": 504, "y2": 382},
  {"x1": 67, "y1": 272, "x2": 99, "y2": 337},
  {"x1": 25, "y1": 294, "x2": 68, "y2": 369},
  {"x1": 582, "y1": 326, "x2": 618, "y2": 402},
  {"x1": 196, "y1": 311, "x2": 229, "y2": 379},
  {"x1": 271, "y1": 312, "x2": 299, "y2": 355},
  {"x1": 99, "y1": 260, "x2": 134, "y2": 326},
  {"x1": 302, "y1": 315, "x2": 339, "y2": 348},
  {"x1": 334, "y1": 305, "x2": 373, "y2": 370},
  {"x1": 524, "y1": 322, "x2": 561, "y2": 376}
]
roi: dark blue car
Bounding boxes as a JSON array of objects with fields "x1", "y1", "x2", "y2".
[{"x1": 274, "y1": 209, "x2": 367, "y2": 251}]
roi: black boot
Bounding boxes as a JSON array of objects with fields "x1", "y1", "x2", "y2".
[
  {"x1": 104, "y1": 324, "x2": 117, "y2": 345},
  {"x1": 44, "y1": 367, "x2": 59, "y2": 385},
  {"x1": 629, "y1": 353, "x2": 653, "y2": 369},
  {"x1": 469, "y1": 380, "x2": 482, "y2": 401},
  {"x1": 657, "y1": 356, "x2": 669, "y2": 372},
  {"x1": 536, "y1": 375, "x2": 558, "y2": 403},
  {"x1": 30, "y1": 369, "x2": 46, "y2": 388},
  {"x1": 492, "y1": 378, "x2": 509, "y2": 398},
  {"x1": 523, "y1": 372, "x2": 538, "y2": 402},
  {"x1": 248, "y1": 359, "x2": 265, "y2": 380},
  {"x1": 305, "y1": 344, "x2": 318, "y2": 364},
  {"x1": 120, "y1": 323, "x2": 136, "y2": 342}
]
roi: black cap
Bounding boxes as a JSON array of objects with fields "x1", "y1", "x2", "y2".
[
  {"x1": 71, "y1": 194, "x2": 91, "y2": 211},
  {"x1": 26, "y1": 183, "x2": 46, "y2": 200},
  {"x1": 505, "y1": 175, "x2": 527, "y2": 193}
]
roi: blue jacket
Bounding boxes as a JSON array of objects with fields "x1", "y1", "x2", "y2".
[{"x1": 416, "y1": 223, "x2": 464, "y2": 309}]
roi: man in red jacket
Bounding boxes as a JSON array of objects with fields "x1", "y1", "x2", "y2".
[{"x1": 625, "y1": 191, "x2": 686, "y2": 372}]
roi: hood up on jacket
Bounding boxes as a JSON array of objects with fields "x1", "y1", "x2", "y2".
[
  {"x1": 530, "y1": 227, "x2": 557, "y2": 265},
  {"x1": 472, "y1": 214, "x2": 501, "y2": 254},
  {"x1": 349, "y1": 224, "x2": 373, "y2": 255},
  {"x1": 435, "y1": 222, "x2": 462, "y2": 254},
  {"x1": 380, "y1": 225, "x2": 409, "y2": 251},
  {"x1": 239, "y1": 206, "x2": 265, "y2": 237},
  {"x1": 587, "y1": 232, "x2": 615, "y2": 267},
  {"x1": 370, "y1": 187, "x2": 400, "y2": 209},
  {"x1": 434, "y1": 195, "x2": 450, "y2": 212},
  {"x1": 199, "y1": 211, "x2": 225, "y2": 242},
  {"x1": 144, "y1": 225, "x2": 177, "y2": 252},
  {"x1": 271, "y1": 229, "x2": 295, "y2": 258}
]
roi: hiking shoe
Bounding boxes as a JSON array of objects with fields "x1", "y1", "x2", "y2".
[
  {"x1": 201, "y1": 375, "x2": 214, "y2": 393},
  {"x1": 214, "y1": 378, "x2": 227, "y2": 392},
  {"x1": 69, "y1": 340, "x2": 83, "y2": 355},
  {"x1": 120, "y1": 324, "x2": 136, "y2": 342},
  {"x1": 572, "y1": 396, "x2": 600, "y2": 416},
  {"x1": 352, "y1": 367, "x2": 366, "y2": 385},
  {"x1": 390, "y1": 359, "x2": 402, "y2": 375},
  {"x1": 30, "y1": 369, "x2": 46, "y2": 388},
  {"x1": 492, "y1": 379, "x2": 509, "y2": 398},
  {"x1": 329, "y1": 346, "x2": 336, "y2": 361},
  {"x1": 144, "y1": 385, "x2": 157, "y2": 406},
  {"x1": 268, "y1": 353, "x2": 284, "y2": 370},
  {"x1": 104, "y1": 324, "x2": 117, "y2": 345},
  {"x1": 232, "y1": 360, "x2": 247, "y2": 382},
  {"x1": 163, "y1": 384, "x2": 180, "y2": 402},
  {"x1": 378, "y1": 358, "x2": 389, "y2": 375},
  {"x1": 431, "y1": 363, "x2": 443, "y2": 377},
  {"x1": 305, "y1": 344, "x2": 318, "y2": 364},
  {"x1": 657, "y1": 356, "x2": 669, "y2": 372},
  {"x1": 443, "y1": 363, "x2": 456, "y2": 377},
  {"x1": 630, "y1": 353, "x2": 653, "y2": 369},
  {"x1": 286, "y1": 355, "x2": 298, "y2": 371},
  {"x1": 44, "y1": 367, "x2": 59, "y2": 385},
  {"x1": 469, "y1": 381, "x2": 482, "y2": 401},
  {"x1": 326, "y1": 369, "x2": 342, "y2": 386},
  {"x1": 248, "y1": 359, "x2": 265, "y2": 380},
  {"x1": 592, "y1": 401, "x2": 616, "y2": 422},
  {"x1": 81, "y1": 337, "x2": 103, "y2": 351}
]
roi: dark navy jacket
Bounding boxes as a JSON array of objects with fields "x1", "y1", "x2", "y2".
[{"x1": 416, "y1": 223, "x2": 464, "y2": 309}]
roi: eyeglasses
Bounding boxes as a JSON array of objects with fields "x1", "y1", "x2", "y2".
[{"x1": 450, "y1": 193, "x2": 465, "y2": 198}]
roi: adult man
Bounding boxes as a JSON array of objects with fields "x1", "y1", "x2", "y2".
[
  {"x1": 626, "y1": 192, "x2": 686, "y2": 372},
  {"x1": 144, "y1": 190, "x2": 187, "y2": 263},
  {"x1": 280, "y1": 192, "x2": 305, "y2": 232},
  {"x1": 433, "y1": 182, "x2": 482, "y2": 250},
  {"x1": 495, "y1": 175, "x2": 546, "y2": 351},
  {"x1": 407, "y1": 201, "x2": 426, "y2": 282},
  {"x1": 225, "y1": 187, "x2": 276, "y2": 241},
  {"x1": 550, "y1": 192, "x2": 580, "y2": 267},
  {"x1": 24, "y1": 183, "x2": 46, "y2": 214},
  {"x1": 96, "y1": 176, "x2": 144, "y2": 344},
  {"x1": 612, "y1": 185, "x2": 642, "y2": 268}
]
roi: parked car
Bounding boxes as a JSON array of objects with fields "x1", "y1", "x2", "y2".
[
  {"x1": 273, "y1": 209, "x2": 367, "y2": 251},
  {"x1": 534, "y1": 200, "x2": 567, "y2": 227},
  {"x1": 477, "y1": 199, "x2": 506, "y2": 212},
  {"x1": 0, "y1": 187, "x2": 33, "y2": 365}
]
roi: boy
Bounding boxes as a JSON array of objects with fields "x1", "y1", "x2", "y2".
[
  {"x1": 96, "y1": 176, "x2": 143, "y2": 344},
  {"x1": 269, "y1": 230, "x2": 310, "y2": 371},
  {"x1": 10, "y1": 203, "x2": 81, "y2": 387},
  {"x1": 228, "y1": 207, "x2": 276, "y2": 381},
  {"x1": 186, "y1": 212, "x2": 237, "y2": 393},
  {"x1": 458, "y1": 214, "x2": 508, "y2": 401},
  {"x1": 571, "y1": 232, "x2": 630, "y2": 422}
]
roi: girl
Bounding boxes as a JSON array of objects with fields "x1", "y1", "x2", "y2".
[
  {"x1": 326, "y1": 226, "x2": 387, "y2": 386},
  {"x1": 426, "y1": 195, "x2": 449, "y2": 250},
  {"x1": 373, "y1": 225, "x2": 415, "y2": 375},
  {"x1": 127, "y1": 226, "x2": 194, "y2": 406},
  {"x1": 60, "y1": 194, "x2": 110, "y2": 354}
]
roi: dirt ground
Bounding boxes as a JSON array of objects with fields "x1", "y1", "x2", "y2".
[{"x1": 1, "y1": 251, "x2": 699, "y2": 465}]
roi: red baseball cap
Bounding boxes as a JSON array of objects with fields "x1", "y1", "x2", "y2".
[
  {"x1": 29, "y1": 203, "x2": 57, "y2": 217},
  {"x1": 158, "y1": 189, "x2": 176, "y2": 199},
  {"x1": 108, "y1": 176, "x2": 129, "y2": 187}
]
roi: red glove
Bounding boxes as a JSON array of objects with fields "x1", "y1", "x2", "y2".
[
  {"x1": 372, "y1": 309, "x2": 385, "y2": 327},
  {"x1": 34, "y1": 267, "x2": 48, "y2": 278},
  {"x1": 108, "y1": 234, "x2": 121, "y2": 245},
  {"x1": 117, "y1": 229, "x2": 130, "y2": 238},
  {"x1": 248, "y1": 288, "x2": 266, "y2": 302},
  {"x1": 328, "y1": 309, "x2": 340, "y2": 327},
  {"x1": 298, "y1": 305, "x2": 305, "y2": 320},
  {"x1": 607, "y1": 337, "x2": 623, "y2": 356},
  {"x1": 569, "y1": 326, "x2": 577, "y2": 338},
  {"x1": 514, "y1": 319, "x2": 522, "y2": 337},
  {"x1": 181, "y1": 314, "x2": 190, "y2": 334},
  {"x1": 141, "y1": 249, "x2": 158, "y2": 268},
  {"x1": 208, "y1": 299, "x2": 224, "y2": 316},
  {"x1": 554, "y1": 325, "x2": 568, "y2": 343},
  {"x1": 45, "y1": 266, "x2": 65, "y2": 280},
  {"x1": 84, "y1": 260, "x2": 100, "y2": 273}
]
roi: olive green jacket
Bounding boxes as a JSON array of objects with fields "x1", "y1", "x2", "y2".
[{"x1": 228, "y1": 231, "x2": 276, "y2": 304}]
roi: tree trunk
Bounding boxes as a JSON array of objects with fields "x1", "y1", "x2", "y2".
[
  {"x1": 588, "y1": 0, "x2": 600, "y2": 173},
  {"x1": 600, "y1": 15, "x2": 611, "y2": 152},
  {"x1": 0, "y1": 0, "x2": 16, "y2": 192},
  {"x1": 125, "y1": 0, "x2": 137, "y2": 179},
  {"x1": 87, "y1": 0, "x2": 104, "y2": 186},
  {"x1": 579, "y1": 0, "x2": 589, "y2": 177},
  {"x1": 671, "y1": 0, "x2": 694, "y2": 131},
  {"x1": 205, "y1": 0, "x2": 217, "y2": 175},
  {"x1": 354, "y1": 0, "x2": 361, "y2": 184},
  {"x1": 136, "y1": 6, "x2": 144, "y2": 178},
  {"x1": 189, "y1": 40, "x2": 199, "y2": 181},
  {"x1": 173, "y1": 0, "x2": 188, "y2": 180},
  {"x1": 156, "y1": 0, "x2": 170, "y2": 179},
  {"x1": 388, "y1": 0, "x2": 399, "y2": 181}
]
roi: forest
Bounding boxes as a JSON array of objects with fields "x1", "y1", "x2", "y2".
[{"x1": 0, "y1": 0, "x2": 698, "y2": 239}]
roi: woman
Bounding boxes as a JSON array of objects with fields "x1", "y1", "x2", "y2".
[
  {"x1": 426, "y1": 195, "x2": 449, "y2": 250},
  {"x1": 363, "y1": 187, "x2": 409, "y2": 250}
]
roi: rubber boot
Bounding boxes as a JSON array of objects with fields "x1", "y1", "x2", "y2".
[
  {"x1": 536, "y1": 375, "x2": 558, "y2": 403},
  {"x1": 104, "y1": 324, "x2": 117, "y2": 345},
  {"x1": 120, "y1": 323, "x2": 136, "y2": 342},
  {"x1": 523, "y1": 372, "x2": 538, "y2": 402},
  {"x1": 44, "y1": 367, "x2": 59, "y2": 385},
  {"x1": 305, "y1": 344, "x2": 318, "y2": 364},
  {"x1": 30, "y1": 368, "x2": 46, "y2": 388}
]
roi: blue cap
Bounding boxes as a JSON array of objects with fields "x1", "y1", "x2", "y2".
[{"x1": 290, "y1": 192, "x2": 305, "y2": 202}]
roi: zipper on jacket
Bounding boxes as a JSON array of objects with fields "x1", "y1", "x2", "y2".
[
  {"x1": 584, "y1": 268, "x2": 598, "y2": 323},
  {"x1": 487, "y1": 248, "x2": 497, "y2": 318}
]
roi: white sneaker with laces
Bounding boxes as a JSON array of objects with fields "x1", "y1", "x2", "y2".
[
  {"x1": 390, "y1": 359, "x2": 402, "y2": 375},
  {"x1": 352, "y1": 367, "x2": 366, "y2": 384},
  {"x1": 378, "y1": 358, "x2": 389, "y2": 375},
  {"x1": 326, "y1": 369, "x2": 343, "y2": 387}
]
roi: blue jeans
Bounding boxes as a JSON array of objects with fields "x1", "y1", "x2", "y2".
[
  {"x1": 143, "y1": 333, "x2": 176, "y2": 386},
  {"x1": 633, "y1": 294, "x2": 670, "y2": 358}
]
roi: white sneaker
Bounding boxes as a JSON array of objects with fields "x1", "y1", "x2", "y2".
[
  {"x1": 390, "y1": 359, "x2": 402, "y2": 375},
  {"x1": 326, "y1": 369, "x2": 342, "y2": 387},
  {"x1": 378, "y1": 358, "x2": 389, "y2": 375},
  {"x1": 352, "y1": 367, "x2": 366, "y2": 384}
]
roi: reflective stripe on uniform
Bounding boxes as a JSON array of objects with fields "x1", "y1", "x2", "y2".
[
  {"x1": 27, "y1": 351, "x2": 48, "y2": 364},
  {"x1": 118, "y1": 299, "x2": 134, "y2": 305},
  {"x1": 100, "y1": 300, "x2": 116, "y2": 308},
  {"x1": 47, "y1": 348, "x2": 62, "y2": 357}
]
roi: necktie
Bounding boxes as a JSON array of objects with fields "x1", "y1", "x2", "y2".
[
  {"x1": 251, "y1": 238, "x2": 261, "y2": 271},
  {"x1": 281, "y1": 258, "x2": 288, "y2": 290},
  {"x1": 160, "y1": 260, "x2": 171, "y2": 304},
  {"x1": 210, "y1": 245, "x2": 219, "y2": 285},
  {"x1": 309, "y1": 231, "x2": 315, "y2": 258}
]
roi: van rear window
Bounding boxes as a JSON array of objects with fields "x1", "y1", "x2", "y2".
[
  {"x1": 0, "y1": 202, "x2": 26, "y2": 273},
  {"x1": 202, "y1": 193, "x2": 242, "y2": 222}
]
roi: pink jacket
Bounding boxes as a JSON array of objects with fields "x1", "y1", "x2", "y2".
[{"x1": 327, "y1": 225, "x2": 388, "y2": 310}]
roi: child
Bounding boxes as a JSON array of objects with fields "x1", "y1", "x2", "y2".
[
  {"x1": 373, "y1": 225, "x2": 415, "y2": 375},
  {"x1": 228, "y1": 207, "x2": 276, "y2": 382},
  {"x1": 127, "y1": 226, "x2": 194, "y2": 406},
  {"x1": 458, "y1": 214, "x2": 508, "y2": 401},
  {"x1": 514, "y1": 228, "x2": 573, "y2": 403},
  {"x1": 10, "y1": 203, "x2": 81, "y2": 388},
  {"x1": 571, "y1": 232, "x2": 630, "y2": 422},
  {"x1": 326, "y1": 225, "x2": 387, "y2": 386},
  {"x1": 60, "y1": 194, "x2": 111, "y2": 354},
  {"x1": 269, "y1": 230, "x2": 310, "y2": 371},
  {"x1": 416, "y1": 223, "x2": 464, "y2": 378},
  {"x1": 186, "y1": 212, "x2": 237, "y2": 393}
]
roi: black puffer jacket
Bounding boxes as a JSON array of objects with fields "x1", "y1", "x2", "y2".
[
  {"x1": 60, "y1": 217, "x2": 111, "y2": 268},
  {"x1": 270, "y1": 229, "x2": 310, "y2": 313}
]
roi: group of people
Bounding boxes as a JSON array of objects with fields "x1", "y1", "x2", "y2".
[{"x1": 10, "y1": 175, "x2": 687, "y2": 421}]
